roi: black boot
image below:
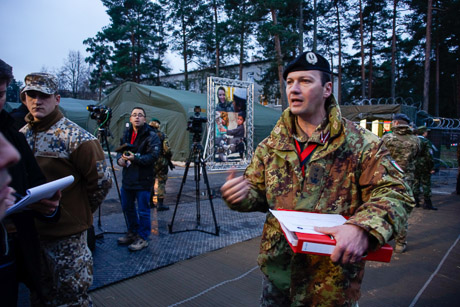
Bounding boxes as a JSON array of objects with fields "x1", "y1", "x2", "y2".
[
  {"x1": 157, "y1": 198, "x2": 169, "y2": 211},
  {"x1": 414, "y1": 197, "x2": 421, "y2": 208},
  {"x1": 423, "y1": 197, "x2": 438, "y2": 210}
]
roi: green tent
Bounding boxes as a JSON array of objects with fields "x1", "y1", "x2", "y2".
[
  {"x1": 6, "y1": 83, "x2": 282, "y2": 161},
  {"x1": 59, "y1": 97, "x2": 97, "y2": 129},
  {"x1": 4, "y1": 98, "x2": 96, "y2": 129},
  {"x1": 88, "y1": 82, "x2": 282, "y2": 161},
  {"x1": 340, "y1": 104, "x2": 417, "y2": 122}
]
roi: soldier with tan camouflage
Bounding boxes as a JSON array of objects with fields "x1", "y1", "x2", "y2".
[
  {"x1": 221, "y1": 51, "x2": 413, "y2": 306},
  {"x1": 149, "y1": 118, "x2": 173, "y2": 211},
  {"x1": 382, "y1": 113, "x2": 421, "y2": 253},
  {"x1": 20, "y1": 73, "x2": 112, "y2": 306}
]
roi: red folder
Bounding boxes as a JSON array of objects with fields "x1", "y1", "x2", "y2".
[{"x1": 279, "y1": 220, "x2": 393, "y2": 263}]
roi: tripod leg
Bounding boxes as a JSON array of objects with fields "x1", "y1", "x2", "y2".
[
  {"x1": 194, "y1": 159, "x2": 201, "y2": 226},
  {"x1": 102, "y1": 131, "x2": 129, "y2": 233},
  {"x1": 201, "y1": 159, "x2": 219, "y2": 236},
  {"x1": 168, "y1": 154, "x2": 191, "y2": 233}
]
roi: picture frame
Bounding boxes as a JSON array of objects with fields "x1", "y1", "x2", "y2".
[{"x1": 205, "y1": 77, "x2": 254, "y2": 170}]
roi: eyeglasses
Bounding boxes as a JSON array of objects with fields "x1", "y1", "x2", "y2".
[
  {"x1": 25, "y1": 91, "x2": 53, "y2": 99},
  {"x1": 130, "y1": 113, "x2": 145, "y2": 118}
]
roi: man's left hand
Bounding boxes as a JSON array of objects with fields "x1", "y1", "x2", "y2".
[
  {"x1": 314, "y1": 224, "x2": 369, "y2": 265},
  {"x1": 29, "y1": 190, "x2": 61, "y2": 215}
]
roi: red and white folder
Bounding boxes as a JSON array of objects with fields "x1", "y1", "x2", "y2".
[{"x1": 271, "y1": 209, "x2": 393, "y2": 263}]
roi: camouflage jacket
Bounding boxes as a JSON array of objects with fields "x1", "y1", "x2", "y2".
[
  {"x1": 382, "y1": 125, "x2": 420, "y2": 180},
  {"x1": 415, "y1": 136, "x2": 434, "y2": 174},
  {"x1": 227, "y1": 100, "x2": 413, "y2": 305},
  {"x1": 21, "y1": 108, "x2": 112, "y2": 239},
  {"x1": 151, "y1": 127, "x2": 172, "y2": 172}
]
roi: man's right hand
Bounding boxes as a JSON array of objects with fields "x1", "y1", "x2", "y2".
[
  {"x1": 220, "y1": 169, "x2": 250, "y2": 205},
  {"x1": 118, "y1": 158, "x2": 127, "y2": 167}
]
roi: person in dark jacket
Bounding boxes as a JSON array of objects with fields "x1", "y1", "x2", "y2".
[
  {"x1": 0, "y1": 59, "x2": 60, "y2": 306},
  {"x1": 116, "y1": 107, "x2": 160, "y2": 251}
]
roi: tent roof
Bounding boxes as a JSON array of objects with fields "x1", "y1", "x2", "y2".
[
  {"x1": 59, "y1": 97, "x2": 97, "y2": 129},
  {"x1": 340, "y1": 104, "x2": 417, "y2": 122}
]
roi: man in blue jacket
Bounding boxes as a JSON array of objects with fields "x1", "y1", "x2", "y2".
[{"x1": 117, "y1": 107, "x2": 160, "y2": 251}]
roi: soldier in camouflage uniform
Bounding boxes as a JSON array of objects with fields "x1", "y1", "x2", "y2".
[
  {"x1": 382, "y1": 113, "x2": 420, "y2": 253},
  {"x1": 20, "y1": 73, "x2": 112, "y2": 306},
  {"x1": 149, "y1": 118, "x2": 173, "y2": 211},
  {"x1": 414, "y1": 126, "x2": 437, "y2": 210},
  {"x1": 221, "y1": 51, "x2": 413, "y2": 306}
]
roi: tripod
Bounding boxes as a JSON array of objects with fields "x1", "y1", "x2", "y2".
[
  {"x1": 95, "y1": 126, "x2": 128, "y2": 238},
  {"x1": 168, "y1": 139, "x2": 220, "y2": 236}
]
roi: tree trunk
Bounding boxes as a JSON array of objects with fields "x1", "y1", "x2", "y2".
[
  {"x1": 435, "y1": 39, "x2": 439, "y2": 116},
  {"x1": 456, "y1": 62, "x2": 460, "y2": 117},
  {"x1": 238, "y1": 1, "x2": 247, "y2": 81},
  {"x1": 391, "y1": 0, "x2": 397, "y2": 103},
  {"x1": 313, "y1": 0, "x2": 317, "y2": 52},
  {"x1": 271, "y1": 8, "x2": 287, "y2": 110},
  {"x1": 181, "y1": 13, "x2": 189, "y2": 90},
  {"x1": 423, "y1": 0, "x2": 433, "y2": 112},
  {"x1": 299, "y1": 0, "x2": 303, "y2": 54},
  {"x1": 368, "y1": 18, "x2": 374, "y2": 99},
  {"x1": 359, "y1": 0, "x2": 366, "y2": 99},
  {"x1": 335, "y1": 2, "x2": 342, "y2": 104},
  {"x1": 213, "y1": 2, "x2": 220, "y2": 77}
]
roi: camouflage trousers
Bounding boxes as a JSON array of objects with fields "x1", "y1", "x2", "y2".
[
  {"x1": 152, "y1": 165, "x2": 168, "y2": 199},
  {"x1": 395, "y1": 177, "x2": 415, "y2": 244},
  {"x1": 413, "y1": 173, "x2": 432, "y2": 200},
  {"x1": 260, "y1": 275, "x2": 359, "y2": 307},
  {"x1": 31, "y1": 231, "x2": 93, "y2": 307}
]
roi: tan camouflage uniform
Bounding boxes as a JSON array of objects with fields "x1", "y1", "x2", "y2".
[
  {"x1": 153, "y1": 130, "x2": 171, "y2": 200},
  {"x1": 382, "y1": 125, "x2": 420, "y2": 245},
  {"x1": 226, "y1": 98, "x2": 413, "y2": 306},
  {"x1": 21, "y1": 107, "x2": 111, "y2": 306}
]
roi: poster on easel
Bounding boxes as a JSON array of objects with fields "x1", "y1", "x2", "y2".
[{"x1": 205, "y1": 77, "x2": 254, "y2": 170}]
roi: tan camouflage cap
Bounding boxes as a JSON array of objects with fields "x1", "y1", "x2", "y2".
[{"x1": 21, "y1": 72, "x2": 58, "y2": 95}]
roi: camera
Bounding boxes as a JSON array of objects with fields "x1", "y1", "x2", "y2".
[
  {"x1": 87, "y1": 105, "x2": 112, "y2": 126},
  {"x1": 187, "y1": 105, "x2": 207, "y2": 137}
]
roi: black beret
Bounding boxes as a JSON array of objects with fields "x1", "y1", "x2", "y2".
[
  {"x1": 393, "y1": 113, "x2": 411, "y2": 123},
  {"x1": 283, "y1": 51, "x2": 331, "y2": 80},
  {"x1": 416, "y1": 125, "x2": 430, "y2": 133}
]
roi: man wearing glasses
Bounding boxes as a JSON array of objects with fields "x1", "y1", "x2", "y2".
[
  {"x1": 20, "y1": 72, "x2": 112, "y2": 306},
  {"x1": 117, "y1": 107, "x2": 160, "y2": 251}
]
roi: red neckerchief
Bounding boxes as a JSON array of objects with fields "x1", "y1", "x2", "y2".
[
  {"x1": 294, "y1": 131, "x2": 330, "y2": 177},
  {"x1": 130, "y1": 130, "x2": 137, "y2": 144}
]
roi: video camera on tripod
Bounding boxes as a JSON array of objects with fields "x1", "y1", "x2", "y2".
[
  {"x1": 187, "y1": 106, "x2": 207, "y2": 142},
  {"x1": 87, "y1": 105, "x2": 112, "y2": 127}
]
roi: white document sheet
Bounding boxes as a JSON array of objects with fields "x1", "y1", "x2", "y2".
[
  {"x1": 270, "y1": 209, "x2": 346, "y2": 235},
  {"x1": 6, "y1": 175, "x2": 74, "y2": 216}
]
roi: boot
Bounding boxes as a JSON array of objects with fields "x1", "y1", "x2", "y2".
[
  {"x1": 423, "y1": 197, "x2": 438, "y2": 210},
  {"x1": 414, "y1": 197, "x2": 421, "y2": 208},
  {"x1": 157, "y1": 198, "x2": 169, "y2": 211},
  {"x1": 394, "y1": 242, "x2": 407, "y2": 253}
]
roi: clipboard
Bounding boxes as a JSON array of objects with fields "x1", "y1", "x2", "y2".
[{"x1": 6, "y1": 175, "x2": 74, "y2": 216}]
